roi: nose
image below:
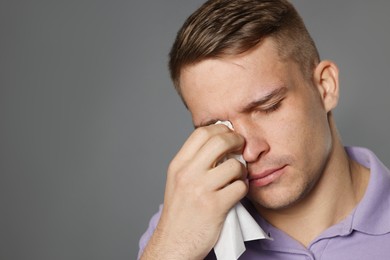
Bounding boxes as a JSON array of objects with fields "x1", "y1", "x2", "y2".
[{"x1": 233, "y1": 119, "x2": 270, "y2": 163}]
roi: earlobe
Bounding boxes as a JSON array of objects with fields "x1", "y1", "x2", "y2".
[{"x1": 313, "y1": 60, "x2": 340, "y2": 112}]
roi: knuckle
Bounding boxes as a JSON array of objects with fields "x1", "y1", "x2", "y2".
[
  {"x1": 167, "y1": 161, "x2": 190, "y2": 185},
  {"x1": 167, "y1": 159, "x2": 182, "y2": 178},
  {"x1": 168, "y1": 159, "x2": 180, "y2": 175},
  {"x1": 167, "y1": 160, "x2": 178, "y2": 173},
  {"x1": 210, "y1": 134, "x2": 231, "y2": 148},
  {"x1": 193, "y1": 127, "x2": 211, "y2": 140}
]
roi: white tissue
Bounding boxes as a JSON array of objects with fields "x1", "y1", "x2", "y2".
[{"x1": 214, "y1": 121, "x2": 271, "y2": 260}]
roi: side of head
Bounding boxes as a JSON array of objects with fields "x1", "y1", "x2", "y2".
[{"x1": 169, "y1": 0, "x2": 320, "y2": 105}]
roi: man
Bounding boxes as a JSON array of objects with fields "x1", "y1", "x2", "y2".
[{"x1": 138, "y1": 0, "x2": 390, "y2": 259}]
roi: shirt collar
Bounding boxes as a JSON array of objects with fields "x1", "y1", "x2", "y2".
[
  {"x1": 346, "y1": 146, "x2": 390, "y2": 235},
  {"x1": 242, "y1": 146, "x2": 390, "y2": 249}
]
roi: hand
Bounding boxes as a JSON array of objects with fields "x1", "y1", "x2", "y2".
[{"x1": 141, "y1": 124, "x2": 248, "y2": 259}]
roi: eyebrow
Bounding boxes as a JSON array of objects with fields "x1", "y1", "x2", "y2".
[{"x1": 194, "y1": 86, "x2": 287, "y2": 128}]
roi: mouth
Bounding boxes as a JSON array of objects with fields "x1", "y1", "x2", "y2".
[{"x1": 249, "y1": 165, "x2": 287, "y2": 187}]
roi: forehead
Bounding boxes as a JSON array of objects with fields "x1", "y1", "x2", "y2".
[{"x1": 179, "y1": 38, "x2": 291, "y2": 108}]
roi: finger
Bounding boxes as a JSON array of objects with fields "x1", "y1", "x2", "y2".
[
  {"x1": 217, "y1": 179, "x2": 248, "y2": 210},
  {"x1": 193, "y1": 131, "x2": 245, "y2": 170},
  {"x1": 208, "y1": 158, "x2": 247, "y2": 190},
  {"x1": 171, "y1": 124, "x2": 231, "y2": 167}
]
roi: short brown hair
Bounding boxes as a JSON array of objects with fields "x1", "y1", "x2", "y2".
[{"x1": 169, "y1": 0, "x2": 320, "y2": 97}]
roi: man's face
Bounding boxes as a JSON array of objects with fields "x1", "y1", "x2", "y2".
[{"x1": 179, "y1": 38, "x2": 333, "y2": 210}]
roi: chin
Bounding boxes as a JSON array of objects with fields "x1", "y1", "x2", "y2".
[
  {"x1": 258, "y1": 196, "x2": 301, "y2": 211},
  {"x1": 249, "y1": 184, "x2": 309, "y2": 211}
]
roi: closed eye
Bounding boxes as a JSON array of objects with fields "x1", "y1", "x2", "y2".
[
  {"x1": 260, "y1": 98, "x2": 284, "y2": 114},
  {"x1": 241, "y1": 87, "x2": 287, "y2": 115},
  {"x1": 263, "y1": 102, "x2": 282, "y2": 114}
]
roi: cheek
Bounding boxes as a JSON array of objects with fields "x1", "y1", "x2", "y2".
[
  {"x1": 270, "y1": 100, "x2": 332, "y2": 158},
  {"x1": 292, "y1": 105, "x2": 333, "y2": 171},
  {"x1": 264, "y1": 106, "x2": 304, "y2": 146}
]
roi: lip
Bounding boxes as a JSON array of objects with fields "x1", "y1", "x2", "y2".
[{"x1": 249, "y1": 165, "x2": 287, "y2": 187}]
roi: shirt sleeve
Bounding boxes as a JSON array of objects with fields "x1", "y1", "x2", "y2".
[{"x1": 137, "y1": 204, "x2": 163, "y2": 259}]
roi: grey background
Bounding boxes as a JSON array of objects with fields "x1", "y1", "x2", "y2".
[{"x1": 1, "y1": 1, "x2": 389, "y2": 259}]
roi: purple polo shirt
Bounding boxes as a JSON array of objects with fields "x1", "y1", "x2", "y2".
[{"x1": 138, "y1": 147, "x2": 390, "y2": 259}]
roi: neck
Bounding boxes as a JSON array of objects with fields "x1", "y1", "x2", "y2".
[{"x1": 256, "y1": 131, "x2": 370, "y2": 247}]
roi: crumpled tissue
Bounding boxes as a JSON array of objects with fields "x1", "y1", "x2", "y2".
[{"x1": 214, "y1": 121, "x2": 271, "y2": 260}]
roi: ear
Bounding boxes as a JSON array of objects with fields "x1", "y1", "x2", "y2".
[{"x1": 313, "y1": 60, "x2": 340, "y2": 112}]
